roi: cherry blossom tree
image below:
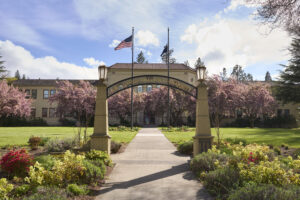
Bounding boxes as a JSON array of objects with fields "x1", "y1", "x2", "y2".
[
  {"x1": 0, "y1": 80, "x2": 32, "y2": 122},
  {"x1": 207, "y1": 76, "x2": 241, "y2": 145},
  {"x1": 49, "y1": 80, "x2": 96, "y2": 143},
  {"x1": 240, "y1": 82, "x2": 277, "y2": 128}
]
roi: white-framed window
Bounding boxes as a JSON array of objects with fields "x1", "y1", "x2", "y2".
[
  {"x1": 147, "y1": 85, "x2": 152, "y2": 92},
  {"x1": 138, "y1": 85, "x2": 143, "y2": 93},
  {"x1": 157, "y1": 85, "x2": 161, "y2": 88}
]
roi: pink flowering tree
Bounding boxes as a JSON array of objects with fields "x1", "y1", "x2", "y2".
[
  {"x1": 49, "y1": 80, "x2": 96, "y2": 143},
  {"x1": 108, "y1": 88, "x2": 145, "y2": 125},
  {"x1": 0, "y1": 80, "x2": 32, "y2": 123},
  {"x1": 207, "y1": 75, "x2": 241, "y2": 145},
  {"x1": 240, "y1": 82, "x2": 277, "y2": 128}
]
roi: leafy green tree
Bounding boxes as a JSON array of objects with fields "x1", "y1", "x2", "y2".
[
  {"x1": 231, "y1": 65, "x2": 253, "y2": 82},
  {"x1": 15, "y1": 70, "x2": 21, "y2": 80},
  {"x1": 22, "y1": 74, "x2": 26, "y2": 80},
  {"x1": 161, "y1": 46, "x2": 176, "y2": 64},
  {"x1": 0, "y1": 56, "x2": 8, "y2": 79},
  {"x1": 194, "y1": 57, "x2": 204, "y2": 68},
  {"x1": 220, "y1": 67, "x2": 227, "y2": 81},
  {"x1": 136, "y1": 51, "x2": 146, "y2": 63},
  {"x1": 276, "y1": 34, "x2": 300, "y2": 103},
  {"x1": 265, "y1": 71, "x2": 272, "y2": 82}
]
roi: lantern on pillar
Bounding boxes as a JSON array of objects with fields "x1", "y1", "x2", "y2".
[
  {"x1": 98, "y1": 65, "x2": 107, "y2": 81},
  {"x1": 196, "y1": 64, "x2": 206, "y2": 82}
]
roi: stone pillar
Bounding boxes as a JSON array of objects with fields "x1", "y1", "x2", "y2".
[
  {"x1": 193, "y1": 82, "x2": 214, "y2": 157},
  {"x1": 90, "y1": 81, "x2": 111, "y2": 154}
]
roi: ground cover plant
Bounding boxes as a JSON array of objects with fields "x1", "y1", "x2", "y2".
[
  {"x1": 0, "y1": 149, "x2": 112, "y2": 199},
  {"x1": 161, "y1": 127, "x2": 300, "y2": 148},
  {"x1": 190, "y1": 141, "x2": 300, "y2": 199}
]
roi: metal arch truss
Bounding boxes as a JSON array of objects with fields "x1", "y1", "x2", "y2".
[{"x1": 107, "y1": 75, "x2": 197, "y2": 98}]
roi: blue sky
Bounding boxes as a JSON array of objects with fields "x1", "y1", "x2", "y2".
[{"x1": 0, "y1": 0, "x2": 291, "y2": 80}]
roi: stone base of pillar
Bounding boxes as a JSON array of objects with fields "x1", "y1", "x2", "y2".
[
  {"x1": 193, "y1": 135, "x2": 214, "y2": 157},
  {"x1": 90, "y1": 135, "x2": 111, "y2": 154}
]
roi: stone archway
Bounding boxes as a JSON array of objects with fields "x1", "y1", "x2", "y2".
[{"x1": 90, "y1": 71, "x2": 213, "y2": 156}]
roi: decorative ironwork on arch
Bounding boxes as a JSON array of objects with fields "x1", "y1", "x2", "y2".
[{"x1": 107, "y1": 75, "x2": 197, "y2": 98}]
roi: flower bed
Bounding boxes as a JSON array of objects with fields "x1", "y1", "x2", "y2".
[
  {"x1": 191, "y1": 141, "x2": 300, "y2": 200},
  {"x1": 0, "y1": 149, "x2": 112, "y2": 199}
]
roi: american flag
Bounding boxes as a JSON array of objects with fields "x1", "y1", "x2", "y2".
[{"x1": 114, "y1": 35, "x2": 133, "y2": 50}]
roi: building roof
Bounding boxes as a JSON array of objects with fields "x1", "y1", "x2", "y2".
[
  {"x1": 109, "y1": 63, "x2": 195, "y2": 71},
  {"x1": 13, "y1": 79, "x2": 98, "y2": 87}
]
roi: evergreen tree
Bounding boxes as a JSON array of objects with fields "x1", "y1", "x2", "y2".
[
  {"x1": 136, "y1": 51, "x2": 146, "y2": 63},
  {"x1": 265, "y1": 71, "x2": 272, "y2": 82},
  {"x1": 194, "y1": 57, "x2": 204, "y2": 68},
  {"x1": 15, "y1": 70, "x2": 21, "y2": 80},
  {"x1": 183, "y1": 60, "x2": 190, "y2": 67},
  {"x1": 231, "y1": 64, "x2": 253, "y2": 82},
  {"x1": 22, "y1": 74, "x2": 26, "y2": 80},
  {"x1": 161, "y1": 46, "x2": 176, "y2": 64},
  {"x1": 220, "y1": 67, "x2": 227, "y2": 81},
  {"x1": 276, "y1": 34, "x2": 300, "y2": 103},
  {"x1": 0, "y1": 56, "x2": 8, "y2": 79}
]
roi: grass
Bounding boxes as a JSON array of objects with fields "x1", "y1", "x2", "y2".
[
  {"x1": 161, "y1": 127, "x2": 300, "y2": 148},
  {"x1": 0, "y1": 127, "x2": 138, "y2": 147}
]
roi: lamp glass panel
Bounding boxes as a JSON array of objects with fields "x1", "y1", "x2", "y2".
[{"x1": 197, "y1": 68, "x2": 200, "y2": 80}]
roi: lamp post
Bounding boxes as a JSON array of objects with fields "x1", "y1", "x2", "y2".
[
  {"x1": 91, "y1": 65, "x2": 111, "y2": 154},
  {"x1": 193, "y1": 63, "x2": 214, "y2": 157}
]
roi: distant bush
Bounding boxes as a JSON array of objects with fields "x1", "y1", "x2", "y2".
[
  {"x1": 111, "y1": 141, "x2": 122, "y2": 153},
  {"x1": 45, "y1": 138, "x2": 77, "y2": 152},
  {"x1": 109, "y1": 126, "x2": 139, "y2": 131},
  {"x1": 225, "y1": 138, "x2": 248, "y2": 146},
  {"x1": 0, "y1": 149, "x2": 33, "y2": 177},
  {"x1": 59, "y1": 118, "x2": 76, "y2": 126},
  {"x1": 178, "y1": 141, "x2": 193, "y2": 155},
  {"x1": 228, "y1": 184, "x2": 300, "y2": 200},
  {"x1": 28, "y1": 136, "x2": 41, "y2": 150},
  {"x1": 39, "y1": 137, "x2": 50, "y2": 146},
  {"x1": 23, "y1": 186, "x2": 67, "y2": 200},
  {"x1": 0, "y1": 116, "x2": 48, "y2": 126}
]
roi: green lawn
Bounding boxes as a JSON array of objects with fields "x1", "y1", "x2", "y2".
[
  {"x1": 0, "y1": 127, "x2": 138, "y2": 147},
  {"x1": 161, "y1": 127, "x2": 300, "y2": 148}
]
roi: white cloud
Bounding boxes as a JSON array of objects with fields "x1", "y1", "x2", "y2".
[
  {"x1": 136, "y1": 30, "x2": 159, "y2": 47},
  {"x1": 180, "y1": 18, "x2": 291, "y2": 74},
  {"x1": 109, "y1": 40, "x2": 120, "y2": 48},
  {"x1": 224, "y1": 0, "x2": 258, "y2": 13},
  {"x1": 0, "y1": 40, "x2": 98, "y2": 79},
  {"x1": 83, "y1": 57, "x2": 105, "y2": 67}
]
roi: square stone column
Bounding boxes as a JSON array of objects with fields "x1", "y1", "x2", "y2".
[
  {"x1": 90, "y1": 81, "x2": 111, "y2": 154},
  {"x1": 193, "y1": 82, "x2": 214, "y2": 157}
]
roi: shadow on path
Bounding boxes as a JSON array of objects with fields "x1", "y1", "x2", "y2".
[{"x1": 96, "y1": 163, "x2": 194, "y2": 196}]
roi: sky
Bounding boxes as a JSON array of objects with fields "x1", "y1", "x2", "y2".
[{"x1": 0, "y1": 0, "x2": 292, "y2": 80}]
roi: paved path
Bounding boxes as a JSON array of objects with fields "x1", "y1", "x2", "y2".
[{"x1": 96, "y1": 128, "x2": 211, "y2": 200}]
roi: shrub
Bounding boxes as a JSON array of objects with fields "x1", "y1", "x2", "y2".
[
  {"x1": 111, "y1": 141, "x2": 122, "y2": 153},
  {"x1": 23, "y1": 186, "x2": 67, "y2": 200},
  {"x1": 0, "y1": 149, "x2": 33, "y2": 177},
  {"x1": 225, "y1": 138, "x2": 248, "y2": 146},
  {"x1": 202, "y1": 166, "x2": 241, "y2": 198},
  {"x1": 85, "y1": 150, "x2": 112, "y2": 166},
  {"x1": 66, "y1": 184, "x2": 89, "y2": 196},
  {"x1": 82, "y1": 160, "x2": 106, "y2": 184},
  {"x1": 28, "y1": 136, "x2": 42, "y2": 150},
  {"x1": 274, "y1": 147, "x2": 281, "y2": 155},
  {"x1": 293, "y1": 148, "x2": 300, "y2": 158},
  {"x1": 178, "y1": 141, "x2": 193, "y2": 155},
  {"x1": 0, "y1": 178, "x2": 14, "y2": 200},
  {"x1": 39, "y1": 137, "x2": 50, "y2": 146},
  {"x1": 45, "y1": 138, "x2": 77, "y2": 152},
  {"x1": 190, "y1": 152, "x2": 231, "y2": 175},
  {"x1": 13, "y1": 184, "x2": 31, "y2": 197},
  {"x1": 228, "y1": 184, "x2": 300, "y2": 200},
  {"x1": 34, "y1": 155, "x2": 56, "y2": 170}
]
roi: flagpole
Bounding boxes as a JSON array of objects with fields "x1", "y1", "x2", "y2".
[
  {"x1": 131, "y1": 27, "x2": 134, "y2": 130},
  {"x1": 167, "y1": 27, "x2": 170, "y2": 128}
]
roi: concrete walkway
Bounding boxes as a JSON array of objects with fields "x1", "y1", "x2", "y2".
[{"x1": 96, "y1": 128, "x2": 211, "y2": 200}]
